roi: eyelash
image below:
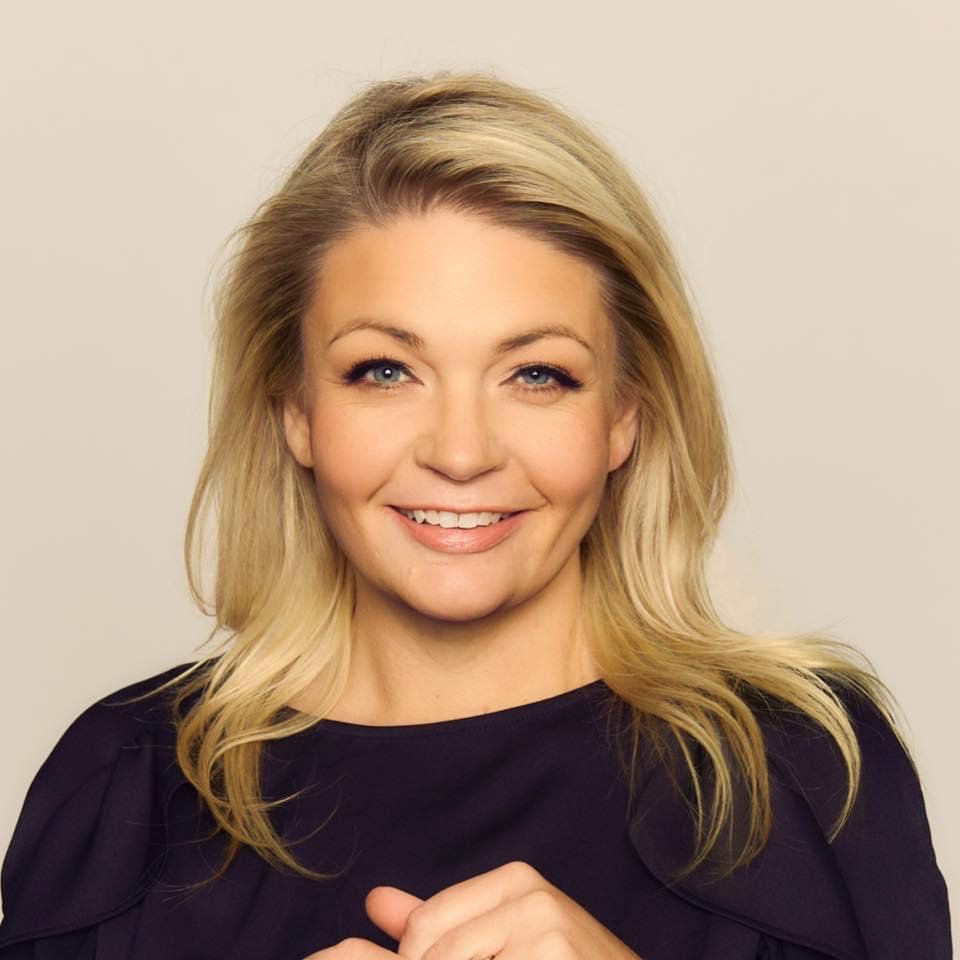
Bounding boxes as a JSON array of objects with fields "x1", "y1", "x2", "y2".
[{"x1": 342, "y1": 355, "x2": 583, "y2": 395}]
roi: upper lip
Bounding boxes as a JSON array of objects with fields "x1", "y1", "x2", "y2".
[{"x1": 392, "y1": 505, "x2": 522, "y2": 515}]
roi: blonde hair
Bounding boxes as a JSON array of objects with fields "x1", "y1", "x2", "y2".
[{"x1": 122, "y1": 68, "x2": 912, "y2": 889}]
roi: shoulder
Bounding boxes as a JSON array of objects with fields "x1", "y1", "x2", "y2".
[
  {"x1": 755, "y1": 679, "x2": 929, "y2": 838},
  {"x1": 23, "y1": 661, "x2": 201, "y2": 792},
  {"x1": 756, "y1": 681, "x2": 953, "y2": 958},
  {"x1": 0, "y1": 660, "x2": 203, "y2": 950},
  {"x1": 628, "y1": 680, "x2": 953, "y2": 959}
]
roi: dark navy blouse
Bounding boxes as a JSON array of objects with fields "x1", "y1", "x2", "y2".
[{"x1": 0, "y1": 662, "x2": 951, "y2": 959}]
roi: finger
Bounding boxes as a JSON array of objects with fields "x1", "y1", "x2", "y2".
[
  {"x1": 405, "y1": 889, "x2": 555, "y2": 960},
  {"x1": 302, "y1": 936, "x2": 399, "y2": 958},
  {"x1": 397, "y1": 861, "x2": 548, "y2": 960},
  {"x1": 365, "y1": 885, "x2": 425, "y2": 942}
]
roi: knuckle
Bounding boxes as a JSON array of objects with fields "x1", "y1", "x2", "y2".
[
  {"x1": 334, "y1": 937, "x2": 368, "y2": 955},
  {"x1": 536, "y1": 929, "x2": 576, "y2": 959},
  {"x1": 505, "y1": 859, "x2": 541, "y2": 881},
  {"x1": 522, "y1": 887, "x2": 559, "y2": 918},
  {"x1": 403, "y1": 903, "x2": 435, "y2": 935}
]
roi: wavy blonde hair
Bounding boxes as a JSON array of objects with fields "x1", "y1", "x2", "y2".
[{"x1": 123, "y1": 68, "x2": 912, "y2": 890}]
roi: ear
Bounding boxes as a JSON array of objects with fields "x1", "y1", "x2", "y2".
[
  {"x1": 281, "y1": 390, "x2": 314, "y2": 469},
  {"x1": 608, "y1": 394, "x2": 639, "y2": 473}
]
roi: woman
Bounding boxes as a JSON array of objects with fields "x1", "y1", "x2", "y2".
[{"x1": 0, "y1": 70, "x2": 950, "y2": 959}]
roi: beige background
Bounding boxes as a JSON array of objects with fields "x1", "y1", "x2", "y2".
[{"x1": 1, "y1": 0, "x2": 956, "y2": 935}]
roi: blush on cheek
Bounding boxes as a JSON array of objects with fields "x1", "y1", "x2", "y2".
[
  {"x1": 311, "y1": 416, "x2": 399, "y2": 504},
  {"x1": 518, "y1": 424, "x2": 609, "y2": 535},
  {"x1": 529, "y1": 415, "x2": 608, "y2": 474},
  {"x1": 547, "y1": 447, "x2": 607, "y2": 504}
]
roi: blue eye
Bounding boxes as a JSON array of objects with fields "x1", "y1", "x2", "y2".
[
  {"x1": 345, "y1": 357, "x2": 411, "y2": 387},
  {"x1": 342, "y1": 356, "x2": 582, "y2": 394}
]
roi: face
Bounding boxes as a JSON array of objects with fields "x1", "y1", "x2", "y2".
[{"x1": 282, "y1": 206, "x2": 638, "y2": 625}]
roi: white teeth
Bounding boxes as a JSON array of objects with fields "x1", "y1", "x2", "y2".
[{"x1": 399, "y1": 508, "x2": 510, "y2": 528}]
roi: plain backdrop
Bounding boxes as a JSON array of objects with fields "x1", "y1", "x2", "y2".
[{"x1": 1, "y1": 0, "x2": 956, "y2": 935}]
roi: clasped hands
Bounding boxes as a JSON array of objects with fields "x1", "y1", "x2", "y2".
[{"x1": 305, "y1": 860, "x2": 642, "y2": 960}]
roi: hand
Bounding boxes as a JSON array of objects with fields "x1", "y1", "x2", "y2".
[{"x1": 362, "y1": 859, "x2": 643, "y2": 960}]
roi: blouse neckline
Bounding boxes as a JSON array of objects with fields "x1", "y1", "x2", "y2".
[{"x1": 279, "y1": 677, "x2": 612, "y2": 739}]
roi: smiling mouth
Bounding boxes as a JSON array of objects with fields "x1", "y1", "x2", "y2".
[
  {"x1": 390, "y1": 506, "x2": 522, "y2": 525},
  {"x1": 387, "y1": 503, "x2": 528, "y2": 554}
]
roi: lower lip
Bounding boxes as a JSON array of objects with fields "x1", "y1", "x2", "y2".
[{"x1": 388, "y1": 507, "x2": 527, "y2": 554}]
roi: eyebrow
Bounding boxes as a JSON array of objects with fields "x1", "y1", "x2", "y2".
[{"x1": 326, "y1": 318, "x2": 595, "y2": 356}]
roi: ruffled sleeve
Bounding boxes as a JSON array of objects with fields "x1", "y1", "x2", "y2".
[
  {"x1": 0, "y1": 663, "x2": 198, "y2": 955},
  {"x1": 764, "y1": 683, "x2": 953, "y2": 959},
  {"x1": 627, "y1": 682, "x2": 953, "y2": 960}
]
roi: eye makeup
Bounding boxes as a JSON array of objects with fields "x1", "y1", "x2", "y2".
[{"x1": 341, "y1": 355, "x2": 583, "y2": 396}]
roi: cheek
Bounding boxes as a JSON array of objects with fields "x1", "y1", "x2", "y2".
[
  {"x1": 308, "y1": 406, "x2": 400, "y2": 505},
  {"x1": 518, "y1": 412, "x2": 610, "y2": 505}
]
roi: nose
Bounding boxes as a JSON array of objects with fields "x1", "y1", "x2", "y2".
[{"x1": 413, "y1": 379, "x2": 506, "y2": 481}]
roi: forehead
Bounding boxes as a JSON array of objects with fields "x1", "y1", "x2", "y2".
[{"x1": 306, "y1": 208, "x2": 611, "y2": 352}]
